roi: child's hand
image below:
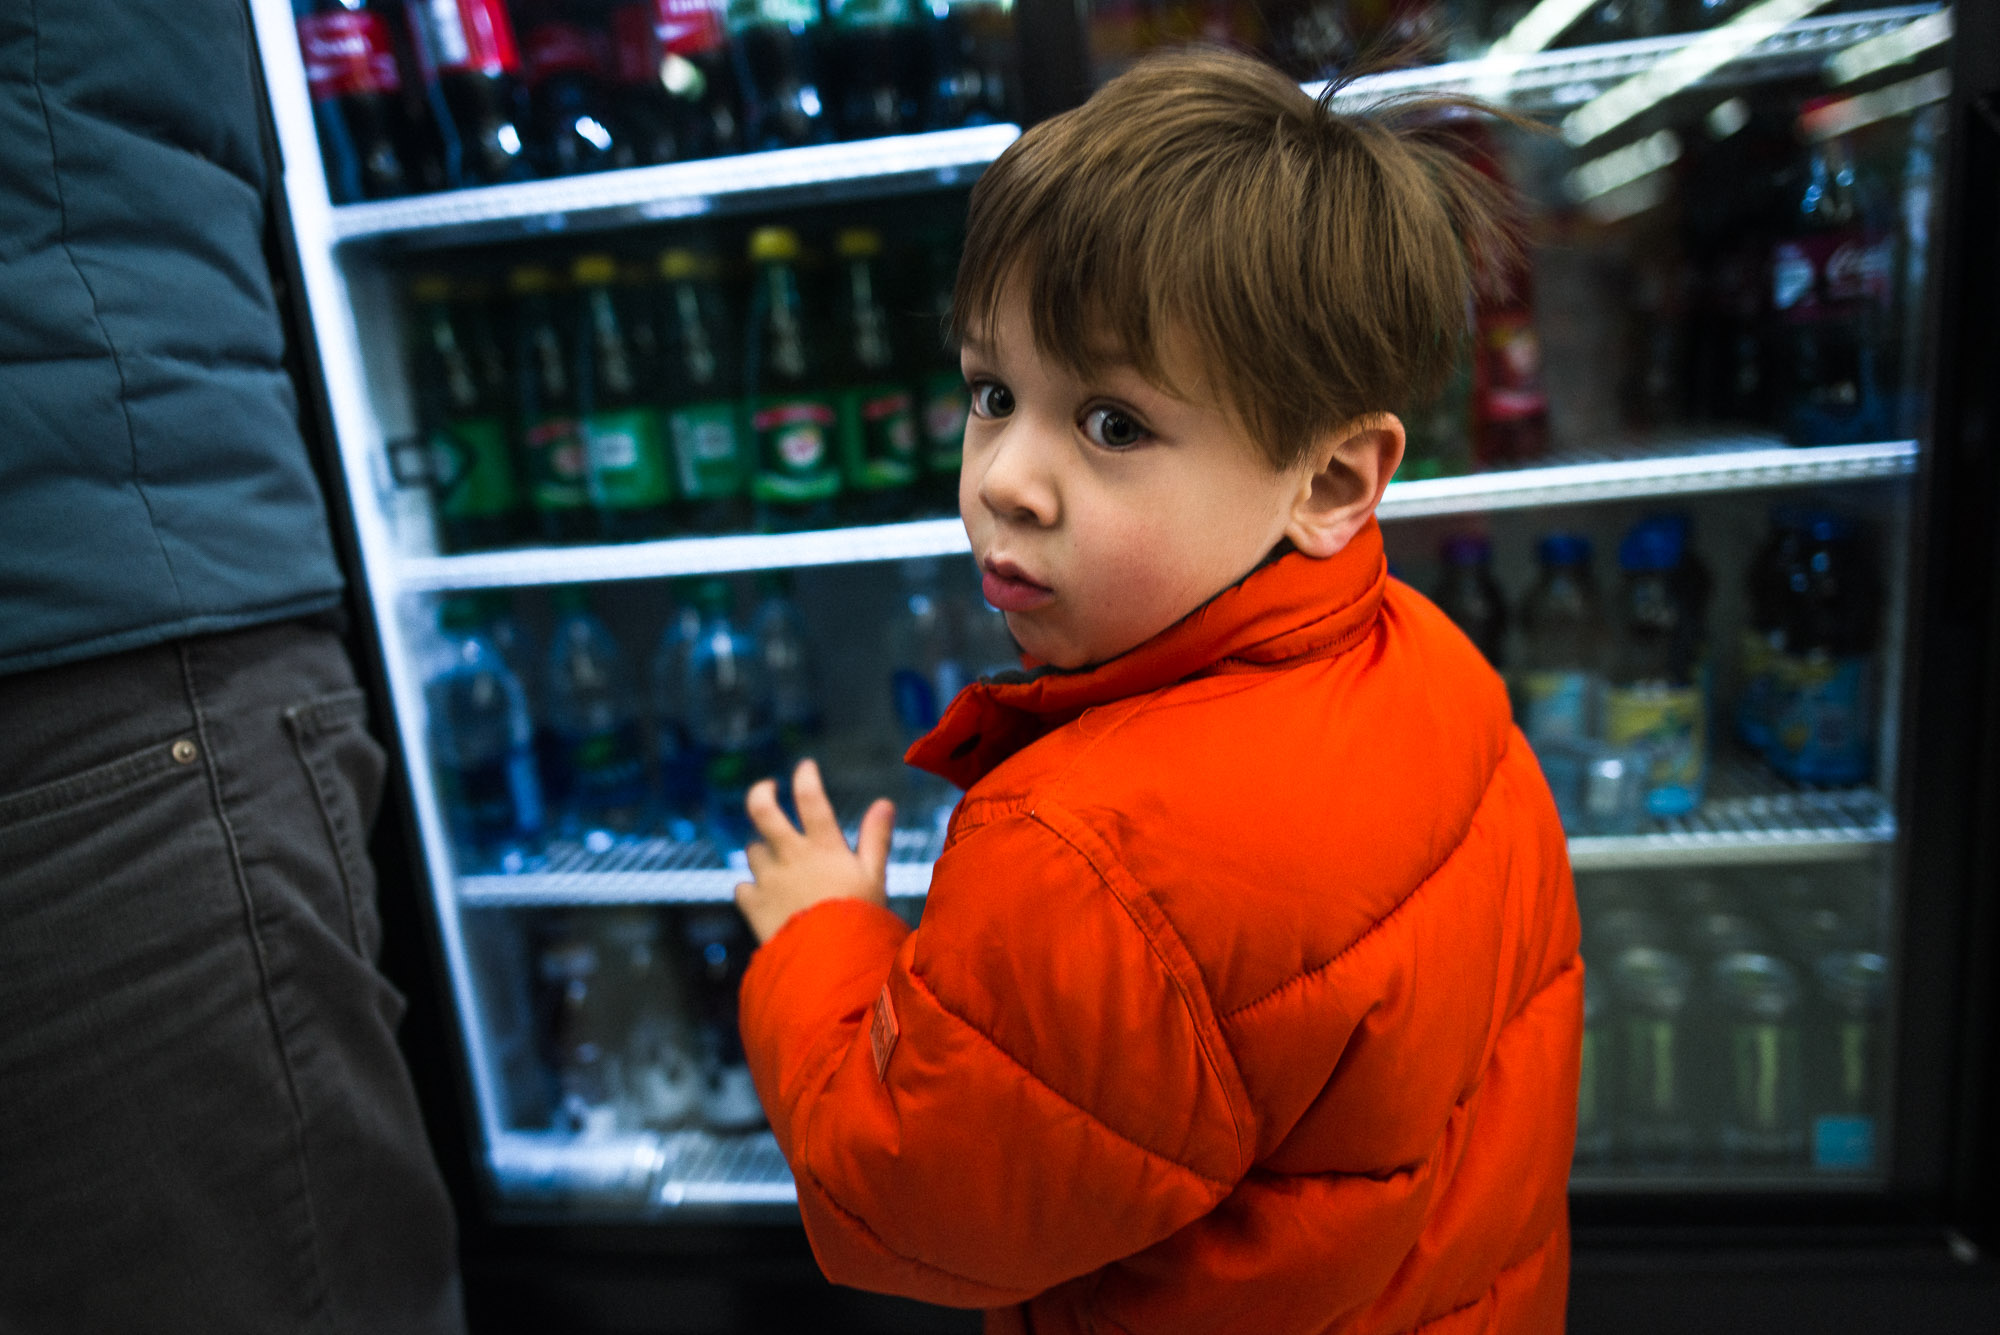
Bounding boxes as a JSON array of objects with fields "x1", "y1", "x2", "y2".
[{"x1": 735, "y1": 758, "x2": 896, "y2": 945}]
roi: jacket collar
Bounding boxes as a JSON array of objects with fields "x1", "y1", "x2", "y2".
[{"x1": 907, "y1": 519, "x2": 1389, "y2": 790}]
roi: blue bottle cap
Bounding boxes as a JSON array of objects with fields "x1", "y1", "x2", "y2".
[
  {"x1": 1441, "y1": 532, "x2": 1492, "y2": 566},
  {"x1": 1537, "y1": 532, "x2": 1592, "y2": 567},
  {"x1": 1619, "y1": 517, "x2": 1686, "y2": 572},
  {"x1": 1805, "y1": 510, "x2": 1858, "y2": 543}
]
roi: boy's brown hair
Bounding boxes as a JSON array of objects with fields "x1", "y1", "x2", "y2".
[{"x1": 952, "y1": 47, "x2": 1522, "y2": 470}]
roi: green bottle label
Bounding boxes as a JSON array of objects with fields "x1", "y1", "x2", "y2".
[
  {"x1": 838, "y1": 384, "x2": 919, "y2": 491},
  {"x1": 523, "y1": 415, "x2": 590, "y2": 513},
  {"x1": 921, "y1": 370, "x2": 967, "y2": 474},
  {"x1": 750, "y1": 397, "x2": 841, "y2": 503},
  {"x1": 668, "y1": 400, "x2": 747, "y2": 500},
  {"x1": 429, "y1": 416, "x2": 518, "y2": 520},
  {"x1": 585, "y1": 408, "x2": 675, "y2": 511}
]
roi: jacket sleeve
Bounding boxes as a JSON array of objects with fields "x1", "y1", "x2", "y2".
[{"x1": 738, "y1": 806, "x2": 1249, "y2": 1308}]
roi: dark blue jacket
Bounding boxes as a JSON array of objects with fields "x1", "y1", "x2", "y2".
[{"x1": 1, "y1": 0, "x2": 343, "y2": 675}]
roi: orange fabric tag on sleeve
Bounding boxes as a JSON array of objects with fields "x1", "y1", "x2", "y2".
[{"x1": 869, "y1": 983, "x2": 900, "y2": 1082}]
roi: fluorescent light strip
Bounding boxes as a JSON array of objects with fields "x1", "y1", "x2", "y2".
[
  {"x1": 1802, "y1": 67, "x2": 1952, "y2": 140},
  {"x1": 1568, "y1": 128, "x2": 1683, "y2": 200},
  {"x1": 1562, "y1": 0, "x2": 1834, "y2": 145},
  {"x1": 1826, "y1": 7, "x2": 1953, "y2": 86},
  {"x1": 1490, "y1": 0, "x2": 1601, "y2": 58}
]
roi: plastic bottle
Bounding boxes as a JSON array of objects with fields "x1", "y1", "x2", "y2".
[
  {"x1": 574, "y1": 254, "x2": 677, "y2": 541},
  {"x1": 922, "y1": 0, "x2": 1015, "y2": 130},
  {"x1": 536, "y1": 921, "x2": 618, "y2": 1135},
  {"x1": 402, "y1": 0, "x2": 533, "y2": 187},
  {"x1": 832, "y1": 228, "x2": 921, "y2": 522},
  {"x1": 648, "y1": 590, "x2": 706, "y2": 842},
  {"x1": 752, "y1": 571, "x2": 822, "y2": 774},
  {"x1": 607, "y1": 0, "x2": 742, "y2": 162},
  {"x1": 1711, "y1": 952, "x2": 1806, "y2": 1165},
  {"x1": 596, "y1": 909, "x2": 703, "y2": 1129},
  {"x1": 1604, "y1": 515, "x2": 1709, "y2": 817},
  {"x1": 683, "y1": 907, "x2": 767, "y2": 1130},
  {"x1": 652, "y1": 248, "x2": 749, "y2": 534},
  {"x1": 544, "y1": 588, "x2": 650, "y2": 843},
  {"x1": 1735, "y1": 506, "x2": 1807, "y2": 755},
  {"x1": 911, "y1": 228, "x2": 970, "y2": 516},
  {"x1": 510, "y1": 264, "x2": 596, "y2": 543},
  {"x1": 684, "y1": 579, "x2": 772, "y2": 851},
  {"x1": 1516, "y1": 533, "x2": 1604, "y2": 746},
  {"x1": 726, "y1": 0, "x2": 829, "y2": 150},
  {"x1": 744, "y1": 227, "x2": 841, "y2": 531},
  {"x1": 1767, "y1": 511, "x2": 1880, "y2": 787},
  {"x1": 295, "y1": 0, "x2": 422, "y2": 201},
  {"x1": 518, "y1": 0, "x2": 634, "y2": 176},
  {"x1": 426, "y1": 596, "x2": 545, "y2": 871},
  {"x1": 824, "y1": 0, "x2": 923, "y2": 140},
  {"x1": 888, "y1": 560, "x2": 965, "y2": 831},
  {"x1": 1433, "y1": 533, "x2": 1508, "y2": 668},
  {"x1": 410, "y1": 274, "x2": 524, "y2": 552}
]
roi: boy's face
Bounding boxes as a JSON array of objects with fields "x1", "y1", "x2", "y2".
[{"x1": 959, "y1": 287, "x2": 1313, "y2": 670}]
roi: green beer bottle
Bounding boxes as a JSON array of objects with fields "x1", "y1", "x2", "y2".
[
  {"x1": 912, "y1": 228, "x2": 969, "y2": 517},
  {"x1": 657, "y1": 247, "x2": 751, "y2": 534},
  {"x1": 743, "y1": 226, "x2": 840, "y2": 531},
  {"x1": 411, "y1": 274, "x2": 524, "y2": 552},
  {"x1": 832, "y1": 227, "x2": 920, "y2": 523},
  {"x1": 510, "y1": 264, "x2": 596, "y2": 544},
  {"x1": 574, "y1": 253, "x2": 676, "y2": 543}
]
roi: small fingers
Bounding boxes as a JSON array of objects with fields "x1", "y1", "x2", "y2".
[
  {"x1": 744, "y1": 778, "x2": 801, "y2": 848},
  {"x1": 856, "y1": 797, "x2": 895, "y2": 886},
  {"x1": 792, "y1": 758, "x2": 843, "y2": 843}
]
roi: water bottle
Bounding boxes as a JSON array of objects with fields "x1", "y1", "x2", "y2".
[
  {"x1": 684, "y1": 579, "x2": 771, "y2": 852},
  {"x1": 650, "y1": 588, "x2": 706, "y2": 843},
  {"x1": 1604, "y1": 515, "x2": 1711, "y2": 818},
  {"x1": 536, "y1": 922, "x2": 618, "y2": 1137},
  {"x1": 597, "y1": 908, "x2": 702, "y2": 1130},
  {"x1": 753, "y1": 570, "x2": 822, "y2": 774},
  {"x1": 544, "y1": 588, "x2": 650, "y2": 846},
  {"x1": 887, "y1": 559, "x2": 965, "y2": 832},
  {"x1": 427, "y1": 596, "x2": 545, "y2": 872},
  {"x1": 684, "y1": 906, "x2": 766, "y2": 1131}
]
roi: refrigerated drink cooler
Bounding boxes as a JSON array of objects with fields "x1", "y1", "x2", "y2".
[{"x1": 246, "y1": 0, "x2": 1998, "y2": 1327}]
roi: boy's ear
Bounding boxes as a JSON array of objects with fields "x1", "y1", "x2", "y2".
[{"x1": 1283, "y1": 414, "x2": 1405, "y2": 559}]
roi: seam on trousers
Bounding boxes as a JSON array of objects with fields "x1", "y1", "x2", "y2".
[
  {"x1": 285, "y1": 692, "x2": 372, "y2": 953},
  {"x1": 178, "y1": 642, "x2": 335, "y2": 1335}
]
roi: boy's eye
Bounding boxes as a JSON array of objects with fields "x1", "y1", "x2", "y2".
[
  {"x1": 1081, "y1": 406, "x2": 1148, "y2": 450},
  {"x1": 970, "y1": 381, "x2": 1014, "y2": 419}
]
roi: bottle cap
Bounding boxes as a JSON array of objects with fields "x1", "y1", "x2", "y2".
[
  {"x1": 659, "y1": 248, "x2": 713, "y2": 281},
  {"x1": 748, "y1": 226, "x2": 802, "y2": 264},
  {"x1": 1618, "y1": 516, "x2": 1686, "y2": 572},
  {"x1": 437, "y1": 596, "x2": 485, "y2": 633},
  {"x1": 694, "y1": 577, "x2": 735, "y2": 616},
  {"x1": 572, "y1": 254, "x2": 618, "y2": 285},
  {"x1": 836, "y1": 227, "x2": 884, "y2": 259},
  {"x1": 1805, "y1": 510, "x2": 1858, "y2": 544},
  {"x1": 410, "y1": 274, "x2": 453, "y2": 303},
  {"x1": 1440, "y1": 532, "x2": 1491, "y2": 566},
  {"x1": 1537, "y1": 532, "x2": 1591, "y2": 567},
  {"x1": 508, "y1": 265, "x2": 556, "y2": 295}
]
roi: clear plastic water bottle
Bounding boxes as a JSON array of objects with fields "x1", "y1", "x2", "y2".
[
  {"x1": 427, "y1": 596, "x2": 545, "y2": 872},
  {"x1": 1604, "y1": 515, "x2": 1711, "y2": 818},
  {"x1": 1610, "y1": 945, "x2": 1696, "y2": 1171},
  {"x1": 544, "y1": 588, "x2": 650, "y2": 847},
  {"x1": 683, "y1": 906, "x2": 766, "y2": 1132},
  {"x1": 753, "y1": 570, "x2": 822, "y2": 774},
  {"x1": 596, "y1": 908, "x2": 702, "y2": 1131},
  {"x1": 1711, "y1": 952, "x2": 1806, "y2": 1165},
  {"x1": 536, "y1": 922, "x2": 618, "y2": 1138},
  {"x1": 684, "y1": 578, "x2": 771, "y2": 852},
  {"x1": 1516, "y1": 533, "x2": 1604, "y2": 746},
  {"x1": 887, "y1": 559, "x2": 965, "y2": 831},
  {"x1": 649, "y1": 588, "x2": 706, "y2": 843}
]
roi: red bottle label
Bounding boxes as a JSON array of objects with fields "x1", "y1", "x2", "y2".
[
  {"x1": 298, "y1": 11, "x2": 403, "y2": 100},
  {"x1": 652, "y1": 0, "x2": 727, "y2": 57},
  {"x1": 407, "y1": 0, "x2": 520, "y2": 77},
  {"x1": 524, "y1": 21, "x2": 602, "y2": 84},
  {"x1": 609, "y1": 5, "x2": 659, "y2": 85},
  {"x1": 1772, "y1": 233, "x2": 1894, "y2": 322}
]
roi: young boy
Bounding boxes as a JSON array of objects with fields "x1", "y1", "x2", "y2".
[{"x1": 733, "y1": 48, "x2": 1582, "y2": 1335}]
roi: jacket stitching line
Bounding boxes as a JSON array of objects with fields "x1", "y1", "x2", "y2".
[
  {"x1": 1024, "y1": 804, "x2": 1256, "y2": 1176},
  {"x1": 27, "y1": 0, "x2": 190, "y2": 624},
  {"x1": 795, "y1": 1162, "x2": 1022, "y2": 1296},
  {"x1": 899, "y1": 966, "x2": 1233, "y2": 1193}
]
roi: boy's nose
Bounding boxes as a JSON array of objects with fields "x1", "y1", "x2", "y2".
[{"x1": 976, "y1": 422, "x2": 1060, "y2": 528}]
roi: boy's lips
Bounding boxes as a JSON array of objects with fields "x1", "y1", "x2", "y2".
[{"x1": 981, "y1": 558, "x2": 1054, "y2": 613}]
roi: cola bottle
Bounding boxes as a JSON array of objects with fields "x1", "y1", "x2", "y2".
[
  {"x1": 510, "y1": 264, "x2": 596, "y2": 542},
  {"x1": 295, "y1": 0, "x2": 421, "y2": 201},
  {"x1": 573, "y1": 254, "x2": 676, "y2": 540},
  {"x1": 728, "y1": 0, "x2": 830, "y2": 149},
  {"x1": 403, "y1": 0, "x2": 533, "y2": 186},
  {"x1": 1461, "y1": 121, "x2": 1548, "y2": 465},
  {"x1": 831, "y1": 227, "x2": 920, "y2": 521},
  {"x1": 921, "y1": 0, "x2": 1016, "y2": 129},
  {"x1": 743, "y1": 227, "x2": 841, "y2": 531},
  {"x1": 655, "y1": 248, "x2": 750, "y2": 533},
  {"x1": 824, "y1": 0, "x2": 922, "y2": 141},
  {"x1": 519, "y1": 0, "x2": 635, "y2": 175},
  {"x1": 608, "y1": 0, "x2": 742, "y2": 162}
]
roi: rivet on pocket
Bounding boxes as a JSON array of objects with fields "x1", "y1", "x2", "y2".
[{"x1": 171, "y1": 739, "x2": 199, "y2": 765}]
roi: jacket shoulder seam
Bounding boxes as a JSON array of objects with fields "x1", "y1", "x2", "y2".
[{"x1": 900, "y1": 964, "x2": 1234, "y2": 1193}]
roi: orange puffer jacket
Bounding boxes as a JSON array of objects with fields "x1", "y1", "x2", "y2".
[{"x1": 739, "y1": 519, "x2": 1583, "y2": 1334}]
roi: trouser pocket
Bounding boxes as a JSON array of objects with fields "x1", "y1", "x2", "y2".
[{"x1": 285, "y1": 688, "x2": 389, "y2": 961}]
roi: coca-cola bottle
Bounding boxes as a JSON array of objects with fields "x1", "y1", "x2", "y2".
[
  {"x1": 727, "y1": 0, "x2": 830, "y2": 149},
  {"x1": 824, "y1": 0, "x2": 923, "y2": 141},
  {"x1": 402, "y1": 0, "x2": 533, "y2": 187},
  {"x1": 921, "y1": 0, "x2": 1016, "y2": 129},
  {"x1": 295, "y1": 0, "x2": 422, "y2": 201},
  {"x1": 1464, "y1": 122, "x2": 1548, "y2": 466},
  {"x1": 608, "y1": 0, "x2": 742, "y2": 162},
  {"x1": 519, "y1": 0, "x2": 635, "y2": 175}
]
